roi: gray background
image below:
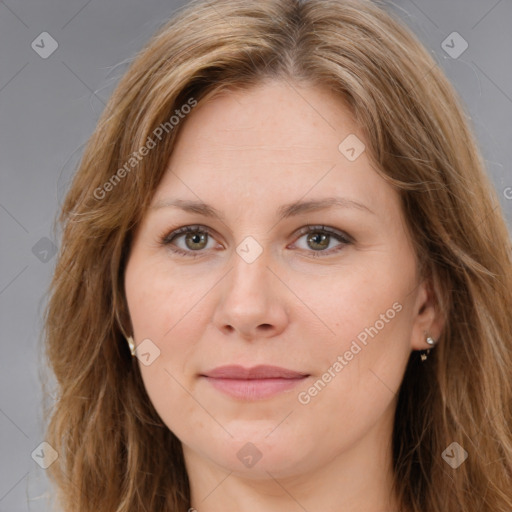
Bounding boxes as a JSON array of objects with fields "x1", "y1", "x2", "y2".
[{"x1": 1, "y1": 0, "x2": 511, "y2": 510}]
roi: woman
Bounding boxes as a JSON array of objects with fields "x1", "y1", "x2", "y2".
[{"x1": 42, "y1": 0, "x2": 512, "y2": 511}]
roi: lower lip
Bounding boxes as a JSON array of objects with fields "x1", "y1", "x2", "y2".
[{"x1": 202, "y1": 376, "x2": 308, "y2": 400}]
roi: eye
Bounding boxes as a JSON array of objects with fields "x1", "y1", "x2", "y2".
[
  {"x1": 160, "y1": 225, "x2": 217, "y2": 258},
  {"x1": 159, "y1": 224, "x2": 353, "y2": 258},
  {"x1": 291, "y1": 225, "x2": 352, "y2": 257}
]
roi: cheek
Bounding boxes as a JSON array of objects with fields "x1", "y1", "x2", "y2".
[
  {"x1": 299, "y1": 257, "x2": 412, "y2": 349},
  {"x1": 125, "y1": 252, "x2": 206, "y2": 340},
  {"x1": 125, "y1": 265, "x2": 206, "y2": 390},
  {"x1": 291, "y1": 301, "x2": 411, "y2": 471},
  {"x1": 124, "y1": 255, "x2": 211, "y2": 421},
  {"x1": 294, "y1": 261, "x2": 414, "y2": 409}
]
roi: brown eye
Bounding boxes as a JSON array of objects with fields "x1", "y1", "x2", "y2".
[
  {"x1": 292, "y1": 225, "x2": 352, "y2": 257},
  {"x1": 306, "y1": 232, "x2": 330, "y2": 251},
  {"x1": 162, "y1": 225, "x2": 216, "y2": 257},
  {"x1": 183, "y1": 231, "x2": 208, "y2": 250}
]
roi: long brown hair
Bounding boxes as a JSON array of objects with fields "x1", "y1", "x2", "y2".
[{"x1": 42, "y1": 0, "x2": 512, "y2": 510}]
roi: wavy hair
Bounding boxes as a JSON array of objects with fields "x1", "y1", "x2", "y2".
[{"x1": 42, "y1": 0, "x2": 512, "y2": 510}]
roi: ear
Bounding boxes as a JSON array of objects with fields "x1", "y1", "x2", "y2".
[{"x1": 410, "y1": 276, "x2": 445, "y2": 351}]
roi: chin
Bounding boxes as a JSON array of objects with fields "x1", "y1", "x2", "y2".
[{"x1": 187, "y1": 429, "x2": 319, "y2": 480}]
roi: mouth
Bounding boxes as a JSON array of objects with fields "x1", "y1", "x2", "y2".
[{"x1": 199, "y1": 365, "x2": 310, "y2": 400}]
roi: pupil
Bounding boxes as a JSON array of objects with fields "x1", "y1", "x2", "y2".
[
  {"x1": 187, "y1": 232, "x2": 205, "y2": 249},
  {"x1": 309, "y1": 232, "x2": 328, "y2": 249}
]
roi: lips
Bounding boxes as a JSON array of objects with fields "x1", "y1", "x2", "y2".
[
  {"x1": 200, "y1": 365, "x2": 310, "y2": 400},
  {"x1": 202, "y1": 364, "x2": 308, "y2": 379}
]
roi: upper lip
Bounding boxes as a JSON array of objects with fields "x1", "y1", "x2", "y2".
[{"x1": 201, "y1": 365, "x2": 309, "y2": 379}]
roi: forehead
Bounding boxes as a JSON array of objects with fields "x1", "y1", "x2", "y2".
[
  {"x1": 147, "y1": 80, "x2": 397, "y2": 225},
  {"x1": 171, "y1": 80, "x2": 358, "y2": 157}
]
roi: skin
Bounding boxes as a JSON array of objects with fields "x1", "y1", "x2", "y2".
[{"x1": 124, "y1": 79, "x2": 444, "y2": 512}]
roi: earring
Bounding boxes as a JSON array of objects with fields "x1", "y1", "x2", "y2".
[
  {"x1": 126, "y1": 336, "x2": 136, "y2": 356},
  {"x1": 420, "y1": 335, "x2": 436, "y2": 362}
]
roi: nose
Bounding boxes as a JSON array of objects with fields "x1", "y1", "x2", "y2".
[{"x1": 211, "y1": 251, "x2": 289, "y2": 341}]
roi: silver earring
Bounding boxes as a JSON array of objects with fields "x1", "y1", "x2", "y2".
[
  {"x1": 420, "y1": 335, "x2": 436, "y2": 362},
  {"x1": 126, "y1": 336, "x2": 136, "y2": 356}
]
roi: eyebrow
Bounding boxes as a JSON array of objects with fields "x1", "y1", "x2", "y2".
[{"x1": 150, "y1": 196, "x2": 374, "y2": 221}]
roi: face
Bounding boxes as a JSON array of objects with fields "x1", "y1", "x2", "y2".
[{"x1": 124, "y1": 80, "x2": 439, "y2": 481}]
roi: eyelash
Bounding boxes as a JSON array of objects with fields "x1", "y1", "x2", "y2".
[{"x1": 159, "y1": 224, "x2": 353, "y2": 259}]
